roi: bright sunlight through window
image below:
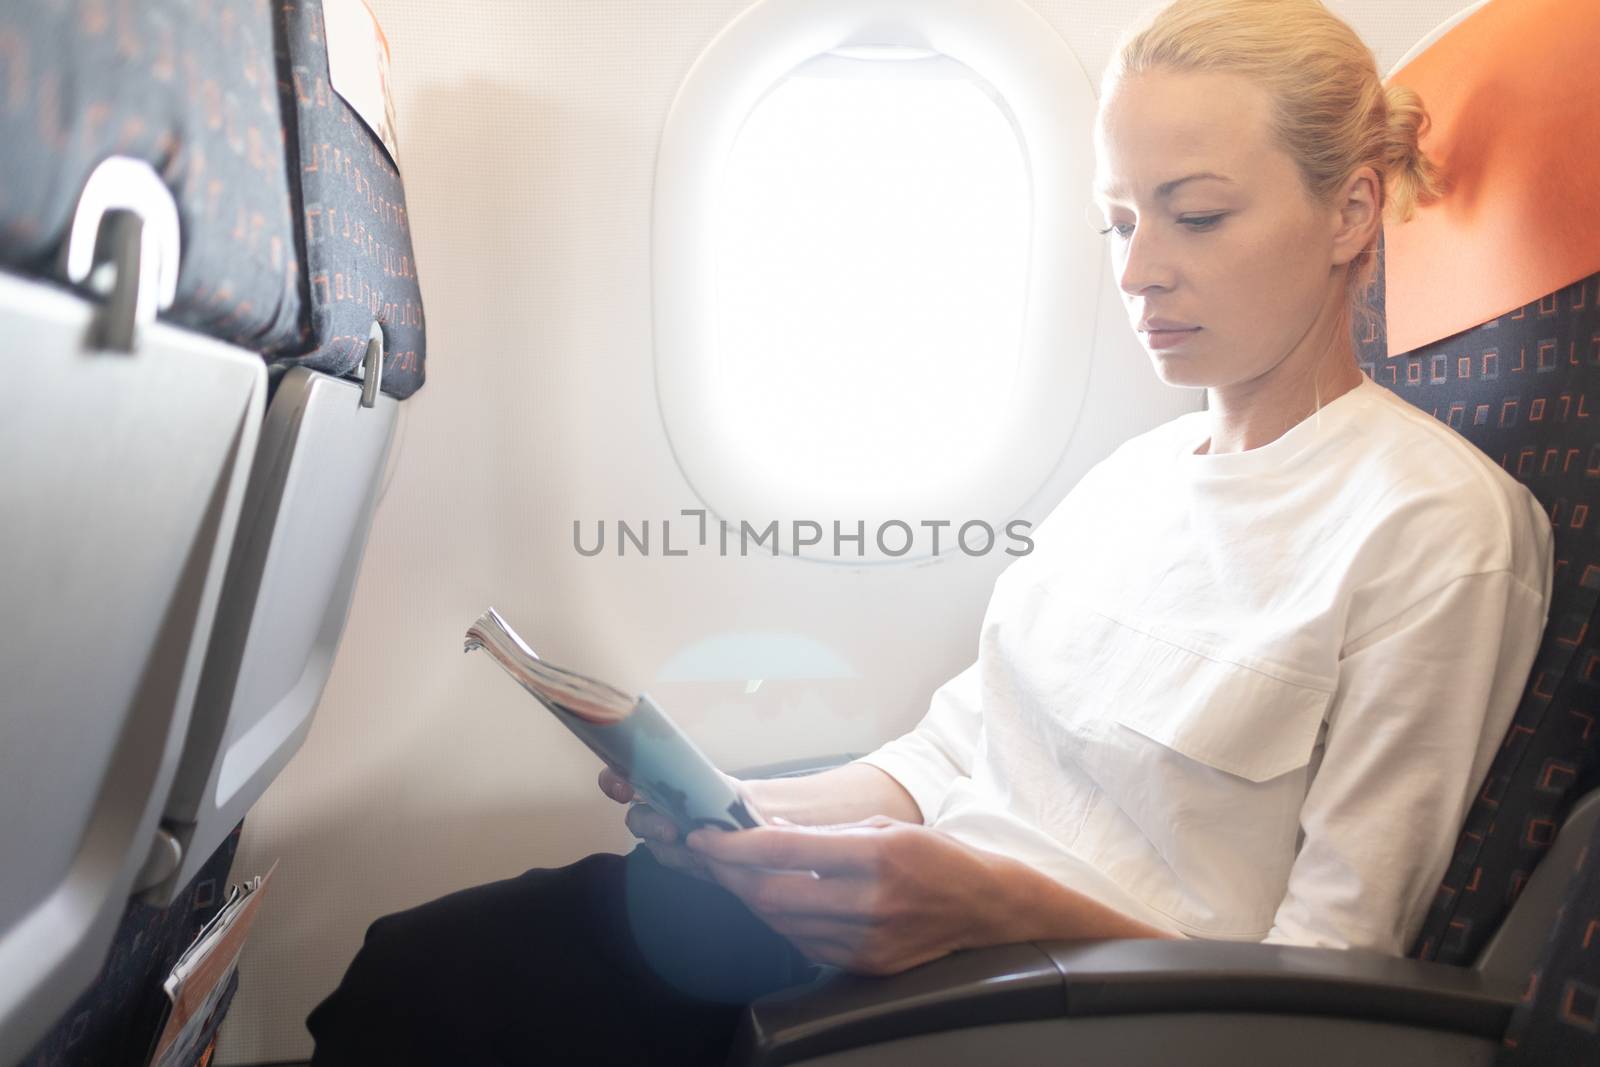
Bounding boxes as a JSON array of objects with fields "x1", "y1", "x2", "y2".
[{"x1": 713, "y1": 48, "x2": 1031, "y2": 505}]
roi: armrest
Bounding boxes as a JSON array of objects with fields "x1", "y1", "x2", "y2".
[
  {"x1": 734, "y1": 943, "x2": 1066, "y2": 1067},
  {"x1": 733, "y1": 938, "x2": 1520, "y2": 1067},
  {"x1": 1038, "y1": 939, "x2": 1518, "y2": 1030}
]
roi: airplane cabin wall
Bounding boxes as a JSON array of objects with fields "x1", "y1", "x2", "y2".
[{"x1": 215, "y1": 1, "x2": 1488, "y2": 1061}]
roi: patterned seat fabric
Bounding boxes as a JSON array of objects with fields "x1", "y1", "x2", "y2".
[
  {"x1": 270, "y1": 0, "x2": 427, "y2": 400},
  {"x1": 1355, "y1": 233, "x2": 1600, "y2": 1064},
  {"x1": 1355, "y1": 249, "x2": 1600, "y2": 967},
  {"x1": 0, "y1": 0, "x2": 303, "y2": 352},
  {"x1": 17, "y1": 821, "x2": 245, "y2": 1067},
  {"x1": 0, "y1": 0, "x2": 428, "y2": 402}
]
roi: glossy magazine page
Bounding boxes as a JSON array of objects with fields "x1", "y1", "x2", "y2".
[{"x1": 464, "y1": 608, "x2": 765, "y2": 832}]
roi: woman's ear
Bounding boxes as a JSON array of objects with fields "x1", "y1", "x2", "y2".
[{"x1": 1330, "y1": 164, "x2": 1381, "y2": 267}]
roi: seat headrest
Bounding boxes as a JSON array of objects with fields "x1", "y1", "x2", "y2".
[{"x1": 1382, "y1": 0, "x2": 1600, "y2": 356}]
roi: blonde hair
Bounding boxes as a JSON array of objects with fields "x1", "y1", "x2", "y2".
[{"x1": 1105, "y1": 0, "x2": 1447, "y2": 329}]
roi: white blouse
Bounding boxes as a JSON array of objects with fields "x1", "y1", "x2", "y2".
[{"x1": 855, "y1": 375, "x2": 1553, "y2": 952}]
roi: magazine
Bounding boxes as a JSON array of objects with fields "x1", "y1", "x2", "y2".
[
  {"x1": 147, "y1": 861, "x2": 277, "y2": 1067},
  {"x1": 464, "y1": 607, "x2": 767, "y2": 834}
]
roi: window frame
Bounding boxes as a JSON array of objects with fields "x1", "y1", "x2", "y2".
[{"x1": 653, "y1": 0, "x2": 1101, "y2": 562}]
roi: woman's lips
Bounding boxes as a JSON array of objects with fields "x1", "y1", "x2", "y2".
[{"x1": 1143, "y1": 326, "x2": 1201, "y2": 349}]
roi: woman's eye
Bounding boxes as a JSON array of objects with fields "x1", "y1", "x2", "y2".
[
  {"x1": 1178, "y1": 213, "x2": 1226, "y2": 231},
  {"x1": 1096, "y1": 221, "x2": 1134, "y2": 239}
]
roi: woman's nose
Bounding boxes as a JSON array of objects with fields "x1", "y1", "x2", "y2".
[{"x1": 1117, "y1": 226, "x2": 1175, "y2": 296}]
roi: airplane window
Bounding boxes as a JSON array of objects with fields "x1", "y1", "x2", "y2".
[
  {"x1": 714, "y1": 48, "x2": 1029, "y2": 508},
  {"x1": 654, "y1": 2, "x2": 1102, "y2": 564}
]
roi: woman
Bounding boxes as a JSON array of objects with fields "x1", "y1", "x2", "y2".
[{"x1": 307, "y1": 0, "x2": 1553, "y2": 1062}]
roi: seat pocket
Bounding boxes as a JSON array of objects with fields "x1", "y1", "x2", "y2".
[{"x1": 1107, "y1": 622, "x2": 1333, "y2": 783}]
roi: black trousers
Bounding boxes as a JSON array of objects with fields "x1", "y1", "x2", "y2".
[{"x1": 306, "y1": 844, "x2": 823, "y2": 1066}]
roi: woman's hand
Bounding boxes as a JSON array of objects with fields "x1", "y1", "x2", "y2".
[
  {"x1": 597, "y1": 764, "x2": 717, "y2": 883},
  {"x1": 684, "y1": 815, "x2": 1026, "y2": 975}
]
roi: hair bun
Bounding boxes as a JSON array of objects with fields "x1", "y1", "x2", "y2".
[{"x1": 1380, "y1": 83, "x2": 1447, "y2": 221}]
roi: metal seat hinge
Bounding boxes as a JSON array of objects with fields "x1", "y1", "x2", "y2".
[{"x1": 64, "y1": 156, "x2": 181, "y2": 353}]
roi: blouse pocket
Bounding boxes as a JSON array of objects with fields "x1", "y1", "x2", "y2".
[
  {"x1": 1073, "y1": 612, "x2": 1336, "y2": 935},
  {"x1": 1110, "y1": 637, "x2": 1332, "y2": 783}
]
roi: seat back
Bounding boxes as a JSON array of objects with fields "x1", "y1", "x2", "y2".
[
  {"x1": 1355, "y1": 265, "x2": 1600, "y2": 965},
  {"x1": 15, "y1": 822, "x2": 243, "y2": 1067},
  {"x1": 1493, "y1": 797, "x2": 1600, "y2": 1063},
  {"x1": 0, "y1": 270, "x2": 266, "y2": 1066},
  {"x1": 1, "y1": 0, "x2": 423, "y2": 1057},
  {"x1": 145, "y1": 366, "x2": 398, "y2": 904},
  {"x1": 1372, "y1": 267, "x2": 1600, "y2": 1065},
  {"x1": 1354, "y1": 0, "x2": 1600, "y2": 969}
]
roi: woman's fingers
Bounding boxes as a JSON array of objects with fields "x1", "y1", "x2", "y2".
[
  {"x1": 686, "y1": 824, "x2": 879, "y2": 875},
  {"x1": 702, "y1": 860, "x2": 864, "y2": 918},
  {"x1": 763, "y1": 913, "x2": 870, "y2": 946},
  {"x1": 598, "y1": 764, "x2": 635, "y2": 803},
  {"x1": 628, "y1": 804, "x2": 716, "y2": 884},
  {"x1": 603, "y1": 769, "x2": 712, "y2": 888},
  {"x1": 624, "y1": 801, "x2": 681, "y2": 844}
]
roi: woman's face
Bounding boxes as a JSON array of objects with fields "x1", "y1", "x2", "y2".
[{"x1": 1092, "y1": 69, "x2": 1349, "y2": 391}]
